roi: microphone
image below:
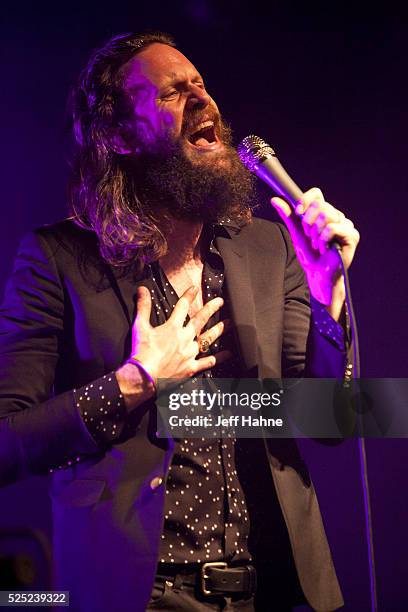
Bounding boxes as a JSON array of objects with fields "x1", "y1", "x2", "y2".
[
  {"x1": 237, "y1": 134, "x2": 341, "y2": 251},
  {"x1": 237, "y1": 135, "x2": 303, "y2": 209}
]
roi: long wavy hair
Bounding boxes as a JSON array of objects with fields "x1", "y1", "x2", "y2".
[
  {"x1": 68, "y1": 32, "x2": 251, "y2": 271},
  {"x1": 68, "y1": 32, "x2": 176, "y2": 271}
]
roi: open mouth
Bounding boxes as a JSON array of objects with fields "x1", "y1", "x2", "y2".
[{"x1": 187, "y1": 121, "x2": 219, "y2": 148}]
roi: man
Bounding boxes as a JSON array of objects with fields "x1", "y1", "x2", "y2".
[{"x1": 0, "y1": 32, "x2": 359, "y2": 611}]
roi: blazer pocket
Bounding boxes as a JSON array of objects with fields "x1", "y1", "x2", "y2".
[{"x1": 50, "y1": 479, "x2": 106, "y2": 508}]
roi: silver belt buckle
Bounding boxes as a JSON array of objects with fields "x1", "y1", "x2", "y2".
[{"x1": 201, "y1": 561, "x2": 228, "y2": 595}]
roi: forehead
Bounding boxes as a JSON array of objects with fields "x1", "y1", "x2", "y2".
[{"x1": 121, "y1": 43, "x2": 201, "y2": 90}]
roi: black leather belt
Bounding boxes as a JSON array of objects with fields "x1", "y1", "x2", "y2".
[{"x1": 157, "y1": 562, "x2": 257, "y2": 597}]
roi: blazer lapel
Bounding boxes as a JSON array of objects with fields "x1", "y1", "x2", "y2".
[
  {"x1": 105, "y1": 264, "x2": 152, "y2": 329},
  {"x1": 215, "y1": 230, "x2": 257, "y2": 371},
  {"x1": 103, "y1": 266, "x2": 134, "y2": 327}
]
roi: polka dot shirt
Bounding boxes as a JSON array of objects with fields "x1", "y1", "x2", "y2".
[{"x1": 149, "y1": 225, "x2": 252, "y2": 564}]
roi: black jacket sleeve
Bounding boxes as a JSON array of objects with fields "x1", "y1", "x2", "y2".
[{"x1": 0, "y1": 231, "x2": 127, "y2": 486}]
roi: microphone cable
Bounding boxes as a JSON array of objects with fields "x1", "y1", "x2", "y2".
[{"x1": 337, "y1": 248, "x2": 377, "y2": 612}]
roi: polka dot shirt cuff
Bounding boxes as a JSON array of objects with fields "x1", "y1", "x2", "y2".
[
  {"x1": 310, "y1": 295, "x2": 346, "y2": 352},
  {"x1": 73, "y1": 373, "x2": 127, "y2": 446}
]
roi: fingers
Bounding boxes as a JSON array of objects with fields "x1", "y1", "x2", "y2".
[
  {"x1": 295, "y1": 187, "x2": 324, "y2": 215},
  {"x1": 188, "y1": 296, "x2": 224, "y2": 337},
  {"x1": 171, "y1": 286, "x2": 199, "y2": 326},
  {"x1": 317, "y1": 219, "x2": 360, "y2": 254},
  {"x1": 198, "y1": 319, "x2": 231, "y2": 352},
  {"x1": 271, "y1": 187, "x2": 359, "y2": 267},
  {"x1": 270, "y1": 197, "x2": 293, "y2": 222},
  {"x1": 270, "y1": 188, "x2": 324, "y2": 228},
  {"x1": 271, "y1": 188, "x2": 340, "y2": 230},
  {"x1": 275, "y1": 187, "x2": 348, "y2": 246},
  {"x1": 193, "y1": 350, "x2": 232, "y2": 375},
  {"x1": 135, "y1": 286, "x2": 152, "y2": 326}
]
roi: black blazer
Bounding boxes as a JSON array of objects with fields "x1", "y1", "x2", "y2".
[{"x1": 0, "y1": 217, "x2": 349, "y2": 611}]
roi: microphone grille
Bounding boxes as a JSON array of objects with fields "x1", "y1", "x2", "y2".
[{"x1": 237, "y1": 135, "x2": 275, "y2": 173}]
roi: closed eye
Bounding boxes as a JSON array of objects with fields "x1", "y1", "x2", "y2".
[
  {"x1": 159, "y1": 79, "x2": 207, "y2": 101},
  {"x1": 160, "y1": 90, "x2": 178, "y2": 100}
]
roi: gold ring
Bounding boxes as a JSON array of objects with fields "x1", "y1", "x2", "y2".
[{"x1": 198, "y1": 338, "x2": 211, "y2": 354}]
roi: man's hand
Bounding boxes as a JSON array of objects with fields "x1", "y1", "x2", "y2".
[
  {"x1": 116, "y1": 285, "x2": 230, "y2": 411},
  {"x1": 131, "y1": 285, "x2": 229, "y2": 380},
  {"x1": 271, "y1": 187, "x2": 360, "y2": 319}
]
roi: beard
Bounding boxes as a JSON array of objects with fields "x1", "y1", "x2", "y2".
[{"x1": 128, "y1": 115, "x2": 257, "y2": 224}]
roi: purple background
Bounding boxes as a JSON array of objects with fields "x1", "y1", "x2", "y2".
[{"x1": 1, "y1": 2, "x2": 407, "y2": 609}]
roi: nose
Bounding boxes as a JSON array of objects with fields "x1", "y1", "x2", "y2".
[{"x1": 186, "y1": 83, "x2": 211, "y2": 110}]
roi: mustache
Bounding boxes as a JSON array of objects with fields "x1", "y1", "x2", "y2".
[{"x1": 181, "y1": 107, "x2": 222, "y2": 138}]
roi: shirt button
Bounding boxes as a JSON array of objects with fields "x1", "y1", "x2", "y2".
[{"x1": 150, "y1": 476, "x2": 164, "y2": 491}]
